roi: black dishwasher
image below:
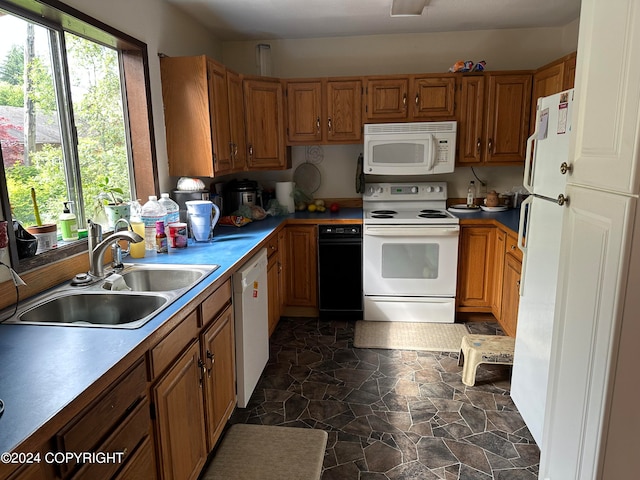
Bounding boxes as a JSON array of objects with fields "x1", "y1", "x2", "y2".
[{"x1": 318, "y1": 224, "x2": 363, "y2": 320}]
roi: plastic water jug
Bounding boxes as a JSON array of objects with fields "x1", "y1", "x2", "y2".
[
  {"x1": 141, "y1": 196, "x2": 166, "y2": 250},
  {"x1": 185, "y1": 201, "x2": 220, "y2": 242}
]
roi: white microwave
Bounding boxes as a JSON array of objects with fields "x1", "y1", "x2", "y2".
[{"x1": 363, "y1": 121, "x2": 457, "y2": 175}]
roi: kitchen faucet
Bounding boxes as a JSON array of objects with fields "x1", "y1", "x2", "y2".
[{"x1": 87, "y1": 220, "x2": 144, "y2": 278}]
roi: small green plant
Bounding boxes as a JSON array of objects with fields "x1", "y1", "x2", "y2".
[{"x1": 96, "y1": 176, "x2": 125, "y2": 205}]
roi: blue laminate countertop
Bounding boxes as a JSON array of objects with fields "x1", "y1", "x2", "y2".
[
  {"x1": 0, "y1": 205, "x2": 526, "y2": 455},
  {"x1": 0, "y1": 208, "x2": 362, "y2": 454}
]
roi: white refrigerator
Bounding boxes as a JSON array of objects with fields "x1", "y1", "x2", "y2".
[{"x1": 510, "y1": 89, "x2": 574, "y2": 446}]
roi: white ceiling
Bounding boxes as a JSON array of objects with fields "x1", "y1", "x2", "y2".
[{"x1": 166, "y1": 0, "x2": 581, "y2": 41}]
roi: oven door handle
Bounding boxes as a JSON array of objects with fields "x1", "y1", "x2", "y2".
[{"x1": 364, "y1": 226, "x2": 460, "y2": 237}]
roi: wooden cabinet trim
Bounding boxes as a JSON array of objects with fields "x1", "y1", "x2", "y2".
[
  {"x1": 55, "y1": 359, "x2": 147, "y2": 476},
  {"x1": 200, "y1": 278, "x2": 233, "y2": 328},
  {"x1": 72, "y1": 398, "x2": 151, "y2": 480},
  {"x1": 201, "y1": 304, "x2": 236, "y2": 449},
  {"x1": 153, "y1": 340, "x2": 208, "y2": 480},
  {"x1": 149, "y1": 308, "x2": 199, "y2": 379}
]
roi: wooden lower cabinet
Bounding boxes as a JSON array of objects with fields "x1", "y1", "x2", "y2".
[
  {"x1": 152, "y1": 281, "x2": 236, "y2": 480},
  {"x1": 457, "y1": 225, "x2": 496, "y2": 311},
  {"x1": 490, "y1": 229, "x2": 523, "y2": 336},
  {"x1": 153, "y1": 340, "x2": 208, "y2": 480},
  {"x1": 491, "y1": 228, "x2": 507, "y2": 318},
  {"x1": 114, "y1": 436, "x2": 157, "y2": 480},
  {"x1": 500, "y1": 252, "x2": 522, "y2": 337},
  {"x1": 458, "y1": 223, "x2": 522, "y2": 335},
  {"x1": 201, "y1": 304, "x2": 236, "y2": 449},
  {"x1": 267, "y1": 247, "x2": 282, "y2": 335},
  {"x1": 282, "y1": 225, "x2": 318, "y2": 311}
]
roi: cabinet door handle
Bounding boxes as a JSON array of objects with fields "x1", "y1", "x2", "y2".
[
  {"x1": 476, "y1": 138, "x2": 481, "y2": 154},
  {"x1": 248, "y1": 144, "x2": 253, "y2": 159},
  {"x1": 198, "y1": 358, "x2": 206, "y2": 387},
  {"x1": 316, "y1": 116, "x2": 321, "y2": 133},
  {"x1": 402, "y1": 93, "x2": 407, "y2": 106},
  {"x1": 206, "y1": 350, "x2": 214, "y2": 377},
  {"x1": 488, "y1": 138, "x2": 493, "y2": 153},
  {"x1": 327, "y1": 117, "x2": 332, "y2": 132},
  {"x1": 415, "y1": 93, "x2": 419, "y2": 106}
]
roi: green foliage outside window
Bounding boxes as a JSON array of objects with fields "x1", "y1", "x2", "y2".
[{"x1": 0, "y1": 16, "x2": 131, "y2": 232}]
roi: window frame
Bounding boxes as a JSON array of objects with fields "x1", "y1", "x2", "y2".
[{"x1": 0, "y1": 0, "x2": 159, "y2": 272}]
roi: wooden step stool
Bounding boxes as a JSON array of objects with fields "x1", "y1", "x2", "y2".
[{"x1": 458, "y1": 334, "x2": 515, "y2": 386}]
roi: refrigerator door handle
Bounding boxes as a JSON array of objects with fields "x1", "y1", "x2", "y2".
[
  {"x1": 523, "y1": 101, "x2": 541, "y2": 194},
  {"x1": 517, "y1": 196, "x2": 533, "y2": 296}
]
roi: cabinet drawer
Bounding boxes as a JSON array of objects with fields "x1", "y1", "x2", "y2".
[
  {"x1": 114, "y1": 436, "x2": 156, "y2": 480},
  {"x1": 73, "y1": 399, "x2": 150, "y2": 480},
  {"x1": 201, "y1": 279, "x2": 232, "y2": 327},
  {"x1": 505, "y1": 233, "x2": 523, "y2": 262},
  {"x1": 150, "y1": 308, "x2": 199, "y2": 378},
  {"x1": 56, "y1": 360, "x2": 146, "y2": 476},
  {"x1": 266, "y1": 235, "x2": 279, "y2": 258}
]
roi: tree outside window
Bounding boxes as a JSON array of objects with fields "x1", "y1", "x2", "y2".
[{"x1": 0, "y1": 9, "x2": 132, "y2": 239}]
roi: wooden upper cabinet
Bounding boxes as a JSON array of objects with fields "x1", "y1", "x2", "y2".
[
  {"x1": 160, "y1": 56, "x2": 213, "y2": 177},
  {"x1": 286, "y1": 78, "x2": 361, "y2": 144},
  {"x1": 411, "y1": 76, "x2": 456, "y2": 119},
  {"x1": 458, "y1": 73, "x2": 531, "y2": 165},
  {"x1": 326, "y1": 79, "x2": 362, "y2": 142},
  {"x1": 243, "y1": 77, "x2": 290, "y2": 170},
  {"x1": 226, "y1": 69, "x2": 247, "y2": 172},
  {"x1": 530, "y1": 52, "x2": 577, "y2": 132},
  {"x1": 286, "y1": 80, "x2": 323, "y2": 143},
  {"x1": 563, "y1": 53, "x2": 577, "y2": 90},
  {"x1": 208, "y1": 59, "x2": 233, "y2": 175},
  {"x1": 458, "y1": 75, "x2": 486, "y2": 164},
  {"x1": 484, "y1": 73, "x2": 532, "y2": 164},
  {"x1": 160, "y1": 55, "x2": 245, "y2": 177},
  {"x1": 364, "y1": 77, "x2": 409, "y2": 121},
  {"x1": 364, "y1": 74, "x2": 456, "y2": 122}
]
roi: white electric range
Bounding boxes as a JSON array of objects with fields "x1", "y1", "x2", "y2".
[{"x1": 362, "y1": 182, "x2": 460, "y2": 323}]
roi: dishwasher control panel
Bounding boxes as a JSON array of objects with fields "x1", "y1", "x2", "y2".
[{"x1": 318, "y1": 225, "x2": 361, "y2": 237}]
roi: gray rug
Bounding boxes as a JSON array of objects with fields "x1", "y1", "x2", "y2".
[
  {"x1": 354, "y1": 321, "x2": 469, "y2": 352},
  {"x1": 202, "y1": 424, "x2": 328, "y2": 480}
]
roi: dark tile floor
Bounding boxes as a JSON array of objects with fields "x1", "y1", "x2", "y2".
[{"x1": 229, "y1": 318, "x2": 539, "y2": 479}]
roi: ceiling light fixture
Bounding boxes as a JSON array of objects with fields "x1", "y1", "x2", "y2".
[{"x1": 390, "y1": 0, "x2": 428, "y2": 17}]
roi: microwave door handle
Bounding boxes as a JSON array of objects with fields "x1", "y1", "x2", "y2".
[{"x1": 426, "y1": 134, "x2": 436, "y2": 171}]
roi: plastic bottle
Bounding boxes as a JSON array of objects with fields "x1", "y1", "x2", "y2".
[
  {"x1": 155, "y1": 220, "x2": 168, "y2": 253},
  {"x1": 59, "y1": 201, "x2": 78, "y2": 241},
  {"x1": 140, "y1": 196, "x2": 167, "y2": 251},
  {"x1": 129, "y1": 199, "x2": 146, "y2": 258},
  {"x1": 158, "y1": 193, "x2": 180, "y2": 233},
  {"x1": 466, "y1": 181, "x2": 476, "y2": 208}
]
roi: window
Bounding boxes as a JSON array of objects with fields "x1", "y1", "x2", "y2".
[{"x1": 0, "y1": 0, "x2": 157, "y2": 271}]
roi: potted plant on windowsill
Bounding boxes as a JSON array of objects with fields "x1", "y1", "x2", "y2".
[{"x1": 96, "y1": 176, "x2": 130, "y2": 229}]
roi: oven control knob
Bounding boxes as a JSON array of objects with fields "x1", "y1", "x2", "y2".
[
  {"x1": 434, "y1": 185, "x2": 442, "y2": 192},
  {"x1": 376, "y1": 187, "x2": 384, "y2": 194},
  {"x1": 411, "y1": 186, "x2": 418, "y2": 193},
  {"x1": 425, "y1": 186, "x2": 433, "y2": 193}
]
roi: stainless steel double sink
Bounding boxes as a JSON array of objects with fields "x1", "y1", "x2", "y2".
[{"x1": 2, "y1": 263, "x2": 219, "y2": 329}]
